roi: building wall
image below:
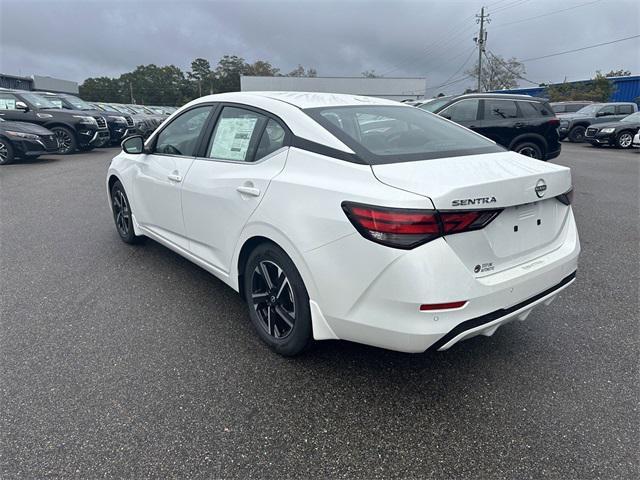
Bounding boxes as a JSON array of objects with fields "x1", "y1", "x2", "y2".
[
  {"x1": 492, "y1": 75, "x2": 640, "y2": 104},
  {"x1": 241, "y1": 76, "x2": 427, "y2": 100},
  {"x1": 0, "y1": 74, "x2": 34, "y2": 91},
  {"x1": 32, "y1": 75, "x2": 79, "y2": 94}
]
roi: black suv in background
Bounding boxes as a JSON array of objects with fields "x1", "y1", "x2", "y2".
[
  {"x1": 40, "y1": 93, "x2": 135, "y2": 146},
  {"x1": 420, "y1": 93, "x2": 560, "y2": 160},
  {"x1": 0, "y1": 117, "x2": 59, "y2": 165},
  {"x1": 0, "y1": 89, "x2": 109, "y2": 154},
  {"x1": 557, "y1": 102, "x2": 638, "y2": 142}
]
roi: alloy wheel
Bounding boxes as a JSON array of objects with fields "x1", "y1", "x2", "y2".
[
  {"x1": 518, "y1": 146, "x2": 539, "y2": 158},
  {"x1": 112, "y1": 188, "x2": 131, "y2": 236},
  {"x1": 618, "y1": 133, "x2": 632, "y2": 148},
  {"x1": 55, "y1": 130, "x2": 73, "y2": 153},
  {"x1": 250, "y1": 260, "x2": 296, "y2": 339},
  {"x1": 0, "y1": 142, "x2": 7, "y2": 162}
]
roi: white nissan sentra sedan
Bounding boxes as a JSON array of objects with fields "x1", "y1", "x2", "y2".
[{"x1": 107, "y1": 92, "x2": 580, "y2": 356}]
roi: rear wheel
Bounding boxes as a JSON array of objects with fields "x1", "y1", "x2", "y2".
[
  {"x1": 568, "y1": 125, "x2": 586, "y2": 143},
  {"x1": 110, "y1": 180, "x2": 144, "y2": 244},
  {"x1": 51, "y1": 127, "x2": 77, "y2": 154},
  {"x1": 616, "y1": 131, "x2": 634, "y2": 149},
  {"x1": 243, "y1": 243, "x2": 313, "y2": 356},
  {"x1": 514, "y1": 141, "x2": 543, "y2": 159},
  {"x1": 0, "y1": 138, "x2": 14, "y2": 165}
]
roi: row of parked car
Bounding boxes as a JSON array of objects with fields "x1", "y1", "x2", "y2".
[
  {"x1": 412, "y1": 94, "x2": 640, "y2": 160},
  {"x1": 0, "y1": 88, "x2": 178, "y2": 165}
]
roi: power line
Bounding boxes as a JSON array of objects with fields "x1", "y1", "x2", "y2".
[
  {"x1": 491, "y1": 0, "x2": 531, "y2": 14},
  {"x1": 492, "y1": 0, "x2": 603, "y2": 29},
  {"x1": 521, "y1": 35, "x2": 640, "y2": 62},
  {"x1": 486, "y1": 50, "x2": 540, "y2": 85},
  {"x1": 427, "y1": 47, "x2": 477, "y2": 93}
]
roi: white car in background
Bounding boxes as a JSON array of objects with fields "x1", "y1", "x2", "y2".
[
  {"x1": 107, "y1": 92, "x2": 580, "y2": 356},
  {"x1": 633, "y1": 131, "x2": 640, "y2": 147}
]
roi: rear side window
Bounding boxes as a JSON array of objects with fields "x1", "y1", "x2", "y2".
[
  {"x1": 483, "y1": 99, "x2": 518, "y2": 119},
  {"x1": 154, "y1": 106, "x2": 213, "y2": 156},
  {"x1": 617, "y1": 104, "x2": 634, "y2": 115},
  {"x1": 519, "y1": 102, "x2": 541, "y2": 118},
  {"x1": 305, "y1": 105, "x2": 503, "y2": 164},
  {"x1": 439, "y1": 99, "x2": 479, "y2": 122},
  {"x1": 207, "y1": 107, "x2": 286, "y2": 162}
]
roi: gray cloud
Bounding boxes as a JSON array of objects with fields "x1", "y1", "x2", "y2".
[{"x1": 1, "y1": 0, "x2": 638, "y2": 95}]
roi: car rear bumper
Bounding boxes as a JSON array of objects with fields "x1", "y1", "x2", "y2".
[{"x1": 306, "y1": 208, "x2": 580, "y2": 353}]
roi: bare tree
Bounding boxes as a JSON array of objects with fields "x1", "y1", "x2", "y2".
[{"x1": 466, "y1": 54, "x2": 526, "y2": 91}]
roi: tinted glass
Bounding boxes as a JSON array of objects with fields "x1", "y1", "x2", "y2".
[
  {"x1": 440, "y1": 99, "x2": 479, "y2": 122},
  {"x1": 20, "y1": 93, "x2": 57, "y2": 109},
  {"x1": 305, "y1": 105, "x2": 502, "y2": 163},
  {"x1": 155, "y1": 106, "x2": 213, "y2": 156},
  {"x1": 207, "y1": 107, "x2": 268, "y2": 162},
  {"x1": 519, "y1": 101, "x2": 541, "y2": 118},
  {"x1": 0, "y1": 93, "x2": 18, "y2": 110},
  {"x1": 565, "y1": 104, "x2": 585, "y2": 113},
  {"x1": 419, "y1": 96, "x2": 452, "y2": 113},
  {"x1": 598, "y1": 105, "x2": 615, "y2": 115},
  {"x1": 484, "y1": 99, "x2": 518, "y2": 119},
  {"x1": 617, "y1": 104, "x2": 634, "y2": 115}
]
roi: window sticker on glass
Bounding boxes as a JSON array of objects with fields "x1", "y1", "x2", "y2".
[{"x1": 210, "y1": 117, "x2": 258, "y2": 161}]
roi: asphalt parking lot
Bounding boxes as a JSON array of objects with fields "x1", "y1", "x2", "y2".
[{"x1": 1, "y1": 142, "x2": 638, "y2": 479}]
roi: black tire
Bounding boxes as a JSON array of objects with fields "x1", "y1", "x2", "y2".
[
  {"x1": 110, "y1": 180, "x2": 144, "y2": 244},
  {"x1": 0, "y1": 138, "x2": 15, "y2": 165},
  {"x1": 514, "y1": 141, "x2": 543, "y2": 159},
  {"x1": 568, "y1": 125, "x2": 586, "y2": 143},
  {"x1": 243, "y1": 243, "x2": 313, "y2": 356},
  {"x1": 51, "y1": 126, "x2": 77, "y2": 154},
  {"x1": 616, "y1": 131, "x2": 634, "y2": 149}
]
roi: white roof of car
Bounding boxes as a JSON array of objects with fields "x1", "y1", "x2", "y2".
[{"x1": 195, "y1": 91, "x2": 400, "y2": 109}]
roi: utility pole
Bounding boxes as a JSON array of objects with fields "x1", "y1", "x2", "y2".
[
  {"x1": 129, "y1": 82, "x2": 135, "y2": 104},
  {"x1": 475, "y1": 6, "x2": 490, "y2": 92}
]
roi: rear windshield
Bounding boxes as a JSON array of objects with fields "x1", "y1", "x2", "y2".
[{"x1": 304, "y1": 105, "x2": 503, "y2": 164}]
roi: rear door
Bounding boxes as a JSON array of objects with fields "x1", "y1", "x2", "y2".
[
  {"x1": 438, "y1": 98, "x2": 481, "y2": 131},
  {"x1": 474, "y1": 98, "x2": 520, "y2": 148},
  {"x1": 181, "y1": 105, "x2": 289, "y2": 273},
  {"x1": 131, "y1": 105, "x2": 215, "y2": 249}
]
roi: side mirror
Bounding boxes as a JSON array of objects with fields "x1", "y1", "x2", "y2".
[
  {"x1": 122, "y1": 135, "x2": 145, "y2": 154},
  {"x1": 15, "y1": 101, "x2": 29, "y2": 112}
]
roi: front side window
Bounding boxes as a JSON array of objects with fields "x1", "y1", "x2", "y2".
[
  {"x1": 305, "y1": 105, "x2": 502, "y2": 164},
  {"x1": 598, "y1": 105, "x2": 615, "y2": 116},
  {"x1": 154, "y1": 106, "x2": 213, "y2": 156},
  {"x1": 0, "y1": 93, "x2": 18, "y2": 110},
  {"x1": 207, "y1": 107, "x2": 285, "y2": 162},
  {"x1": 439, "y1": 99, "x2": 479, "y2": 122},
  {"x1": 484, "y1": 99, "x2": 518, "y2": 119}
]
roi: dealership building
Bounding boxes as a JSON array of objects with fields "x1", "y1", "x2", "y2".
[
  {"x1": 0, "y1": 73, "x2": 79, "y2": 94},
  {"x1": 241, "y1": 76, "x2": 427, "y2": 101}
]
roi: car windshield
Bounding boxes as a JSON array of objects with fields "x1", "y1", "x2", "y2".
[
  {"x1": 621, "y1": 112, "x2": 640, "y2": 122},
  {"x1": 575, "y1": 104, "x2": 603, "y2": 115},
  {"x1": 97, "y1": 104, "x2": 120, "y2": 112},
  {"x1": 21, "y1": 93, "x2": 58, "y2": 109},
  {"x1": 127, "y1": 105, "x2": 146, "y2": 114},
  {"x1": 305, "y1": 105, "x2": 503, "y2": 164},
  {"x1": 62, "y1": 95, "x2": 95, "y2": 110},
  {"x1": 47, "y1": 98, "x2": 64, "y2": 109},
  {"x1": 418, "y1": 97, "x2": 452, "y2": 113}
]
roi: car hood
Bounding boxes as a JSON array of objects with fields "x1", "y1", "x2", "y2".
[{"x1": 0, "y1": 120, "x2": 54, "y2": 135}]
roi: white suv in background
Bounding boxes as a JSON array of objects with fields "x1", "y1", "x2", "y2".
[{"x1": 107, "y1": 92, "x2": 580, "y2": 356}]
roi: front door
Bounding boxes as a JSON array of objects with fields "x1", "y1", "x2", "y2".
[{"x1": 131, "y1": 105, "x2": 215, "y2": 249}]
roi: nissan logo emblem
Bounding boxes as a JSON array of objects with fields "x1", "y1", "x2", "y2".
[{"x1": 535, "y1": 179, "x2": 547, "y2": 198}]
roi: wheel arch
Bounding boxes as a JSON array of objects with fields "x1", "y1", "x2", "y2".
[{"x1": 508, "y1": 133, "x2": 548, "y2": 152}]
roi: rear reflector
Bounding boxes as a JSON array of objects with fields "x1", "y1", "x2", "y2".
[
  {"x1": 342, "y1": 202, "x2": 501, "y2": 249},
  {"x1": 420, "y1": 301, "x2": 467, "y2": 311}
]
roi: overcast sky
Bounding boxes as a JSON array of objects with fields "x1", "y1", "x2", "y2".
[{"x1": 1, "y1": 0, "x2": 638, "y2": 95}]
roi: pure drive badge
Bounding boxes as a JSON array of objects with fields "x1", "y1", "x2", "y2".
[{"x1": 451, "y1": 196, "x2": 497, "y2": 207}]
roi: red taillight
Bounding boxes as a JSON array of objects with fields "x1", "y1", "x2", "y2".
[
  {"x1": 342, "y1": 202, "x2": 501, "y2": 249},
  {"x1": 548, "y1": 118, "x2": 561, "y2": 127},
  {"x1": 420, "y1": 301, "x2": 467, "y2": 311}
]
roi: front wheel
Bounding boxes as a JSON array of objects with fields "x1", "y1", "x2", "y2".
[
  {"x1": 568, "y1": 126, "x2": 586, "y2": 143},
  {"x1": 110, "y1": 180, "x2": 144, "y2": 244},
  {"x1": 0, "y1": 138, "x2": 15, "y2": 165},
  {"x1": 514, "y1": 141, "x2": 543, "y2": 159},
  {"x1": 616, "y1": 131, "x2": 634, "y2": 149},
  {"x1": 243, "y1": 243, "x2": 313, "y2": 356},
  {"x1": 51, "y1": 126, "x2": 77, "y2": 154}
]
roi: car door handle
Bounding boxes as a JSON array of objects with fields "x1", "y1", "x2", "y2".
[
  {"x1": 236, "y1": 186, "x2": 261, "y2": 197},
  {"x1": 167, "y1": 173, "x2": 182, "y2": 182}
]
